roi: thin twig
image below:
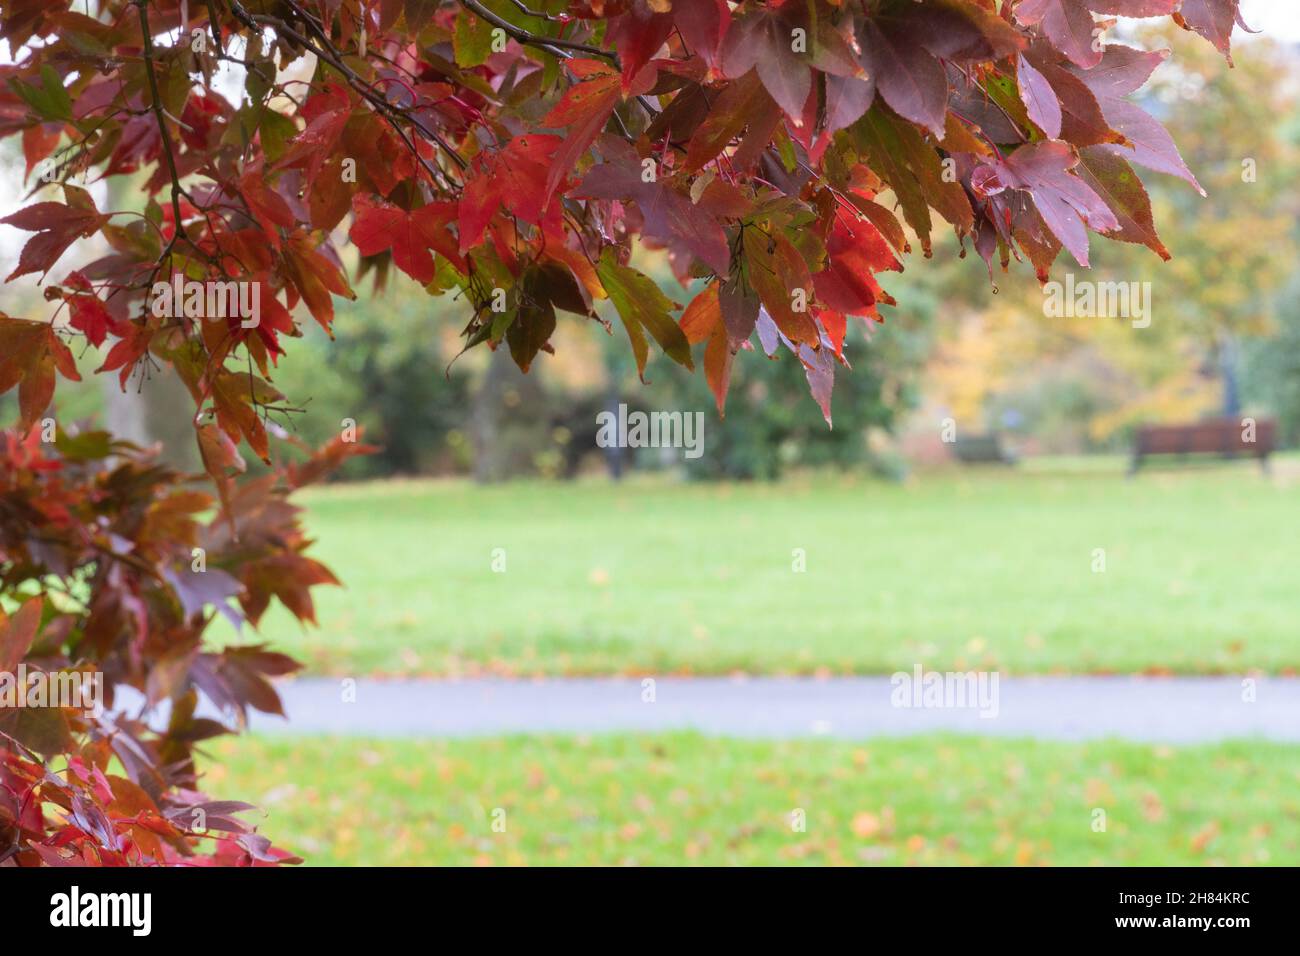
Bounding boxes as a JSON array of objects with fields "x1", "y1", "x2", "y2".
[{"x1": 136, "y1": 0, "x2": 189, "y2": 253}]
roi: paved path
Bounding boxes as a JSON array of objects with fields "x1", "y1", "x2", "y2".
[{"x1": 214, "y1": 676, "x2": 1300, "y2": 743}]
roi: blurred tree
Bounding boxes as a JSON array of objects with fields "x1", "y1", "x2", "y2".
[
  {"x1": 1129, "y1": 27, "x2": 1298, "y2": 415},
  {"x1": 1245, "y1": 275, "x2": 1300, "y2": 445},
  {"x1": 646, "y1": 280, "x2": 937, "y2": 480},
  {"x1": 268, "y1": 296, "x2": 471, "y2": 480},
  {"x1": 915, "y1": 29, "x2": 1299, "y2": 450}
]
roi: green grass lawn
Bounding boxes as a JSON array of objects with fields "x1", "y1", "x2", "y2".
[
  {"x1": 228, "y1": 460, "x2": 1300, "y2": 676},
  {"x1": 209, "y1": 733, "x2": 1300, "y2": 866}
]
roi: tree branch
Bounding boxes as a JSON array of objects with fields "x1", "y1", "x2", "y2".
[
  {"x1": 227, "y1": 0, "x2": 467, "y2": 184},
  {"x1": 136, "y1": 0, "x2": 188, "y2": 251},
  {"x1": 456, "y1": 0, "x2": 615, "y2": 62}
]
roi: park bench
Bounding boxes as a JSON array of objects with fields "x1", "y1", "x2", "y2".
[
  {"x1": 951, "y1": 434, "x2": 1017, "y2": 465},
  {"x1": 1129, "y1": 417, "x2": 1275, "y2": 475}
]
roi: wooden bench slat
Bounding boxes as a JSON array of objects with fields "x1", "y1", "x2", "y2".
[{"x1": 1130, "y1": 418, "x2": 1276, "y2": 475}]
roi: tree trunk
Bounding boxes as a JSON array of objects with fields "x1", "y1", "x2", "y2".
[
  {"x1": 103, "y1": 372, "x2": 200, "y2": 471},
  {"x1": 470, "y1": 346, "x2": 513, "y2": 483},
  {"x1": 1218, "y1": 331, "x2": 1241, "y2": 419}
]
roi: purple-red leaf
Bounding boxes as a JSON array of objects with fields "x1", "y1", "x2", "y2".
[
  {"x1": 860, "y1": 19, "x2": 948, "y2": 139},
  {"x1": 1070, "y1": 45, "x2": 1205, "y2": 195},
  {"x1": 1017, "y1": 54, "x2": 1063, "y2": 139}
]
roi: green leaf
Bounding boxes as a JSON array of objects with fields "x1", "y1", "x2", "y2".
[
  {"x1": 596, "y1": 250, "x2": 693, "y2": 380},
  {"x1": 454, "y1": 8, "x2": 495, "y2": 68},
  {"x1": 10, "y1": 66, "x2": 72, "y2": 122}
]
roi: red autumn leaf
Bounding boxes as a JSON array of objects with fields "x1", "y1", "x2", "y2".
[
  {"x1": 1016, "y1": 0, "x2": 1178, "y2": 68},
  {"x1": 813, "y1": 214, "x2": 901, "y2": 319},
  {"x1": 575, "y1": 156, "x2": 730, "y2": 276},
  {"x1": 457, "y1": 134, "x2": 562, "y2": 253},
  {"x1": 96, "y1": 320, "x2": 154, "y2": 388},
  {"x1": 679, "y1": 282, "x2": 733, "y2": 415},
  {"x1": 0, "y1": 598, "x2": 43, "y2": 674},
  {"x1": 350, "y1": 193, "x2": 465, "y2": 284},
  {"x1": 0, "y1": 314, "x2": 80, "y2": 430},
  {"x1": 0, "y1": 188, "x2": 106, "y2": 282},
  {"x1": 858, "y1": 19, "x2": 949, "y2": 138},
  {"x1": 1068, "y1": 45, "x2": 1204, "y2": 195},
  {"x1": 1017, "y1": 54, "x2": 1063, "y2": 140},
  {"x1": 1176, "y1": 0, "x2": 1249, "y2": 58},
  {"x1": 237, "y1": 164, "x2": 296, "y2": 248},
  {"x1": 21, "y1": 123, "x2": 60, "y2": 179},
  {"x1": 672, "y1": 0, "x2": 730, "y2": 71},
  {"x1": 606, "y1": 5, "x2": 674, "y2": 89},
  {"x1": 63, "y1": 272, "x2": 117, "y2": 346},
  {"x1": 683, "y1": 70, "x2": 772, "y2": 172},
  {"x1": 720, "y1": 5, "x2": 812, "y2": 121},
  {"x1": 742, "y1": 227, "x2": 818, "y2": 347},
  {"x1": 274, "y1": 82, "x2": 352, "y2": 182},
  {"x1": 979, "y1": 139, "x2": 1121, "y2": 267},
  {"x1": 542, "y1": 58, "x2": 655, "y2": 205},
  {"x1": 1075, "y1": 146, "x2": 1171, "y2": 260}
]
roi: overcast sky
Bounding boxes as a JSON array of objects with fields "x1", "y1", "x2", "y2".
[{"x1": 1240, "y1": 0, "x2": 1300, "y2": 43}]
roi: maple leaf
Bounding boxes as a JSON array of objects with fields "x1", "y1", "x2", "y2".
[
  {"x1": 0, "y1": 313, "x2": 80, "y2": 431},
  {"x1": 96, "y1": 320, "x2": 154, "y2": 388},
  {"x1": 1016, "y1": 0, "x2": 1178, "y2": 68},
  {"x1": 606, "y1": 4, "x2": 674, "y2": 89},
  {"x1": 813, "y1": 216, "x2": 900, "y2": 320},
  {"x1": 163, "y1": 565, "x2": 244, "y2": 629},
  {"x1": 285, "y1": 427, "x2": 380, "y2": 489},
  {"x1": 274, "y1": 81, "x2": 351, "y2": 182},
  {"x1": 499, "y1": 261, "x2": 595, "y2": 373},
  {"x1": 672, "y1": 0, "x2": 730, "y2": 72},
  {"x1": 349, "y1": 193, "x2": 465, "y2": 284},
  {"x1": 239, "y1": 557, "x2": 339, "y2": 628},
  {"x1": 596, "y1": 249, "x2": 692, "y2": 381},
  {"x1": 1068, "y1": 44, "x2": 1204, "y2": 195},
  {"x1": 1074, "y1": 146, "x2": 1170, "y2": 260},
  {"x1": 283, "y1": 236, "x2": 354, "y2": 333},
  {"x1": 21, "y1": 122, "x2": 60, "y2": 179},
  {"x1": 1017, "y1": 54, "x2": 1063, "y2": 140},
  {"x1": 0, "y1": 598, "x2": 42, "y2": 674},
  {"x1": 180, "y1": 91, "x2": 229, "y2": 151},
  {"x1": 0, "y1": 187, "x2": 106, "y2": 282},
  {"x1": 859, "y1": 19, "x2": 949, "y2": 139},
  {"x1": 1022, "y1": 42, "x2": 1118, "y2": 148},
  {"x1": 237, "y1": 162, "x2": 296, "y2": 249},
  {"x1": 720, "y1": 5, "x2": 812, "y2": 121},
  {"x1": 210, "y1": 370, "x2": 284, "y2": 464},
  {"x1": 742, "y1": 227, "x2": 819, "y2": 347},
  {"x1": 798, "y1": 332, "x2": 839, "y2": 428},
  {"x1": 542, "y1": 59, "x2": 656, "y2": 205},
  {"x1": 62, "y1": 271, "x2": 118, "y2": 347},
  {"x1": 684, "y1": 70, "x2": 772, "y2": 172},
  {"x1": 576, "y1": 153, "x2": 730, "y2": 276},
  {"x1": 823, "y1": 74, "x2": 877, "y2": 144},
  {"x1": 976, "y1": 140, "x2": 1121, "y2": 267},
  {"x1": 850, "y1": 107, "x2": 973, "y2": 253},
  {"x1": 105, "y1": 113, "x2": 162, "y2": 177},
  {"x1": 885, "y1": 0, "x2": 1026, "y2": 63},
  {"x1": 1176, "y1": 0, "x2": 1254, "y2": 60},
  {"x1": 679, "y1": 281, "x2": 734, "y2": 415},
  {"x1": 457, "y1": 135, "x2": 563, "y2": 253}
]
